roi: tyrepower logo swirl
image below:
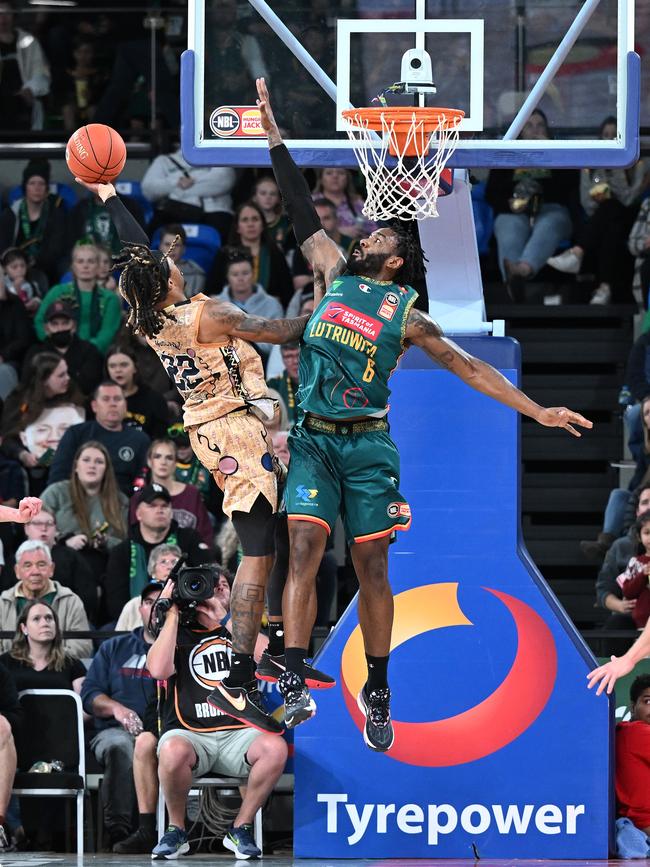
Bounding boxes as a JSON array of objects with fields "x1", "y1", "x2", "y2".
[{"x1": 341, "y1": 583, "x2": 557, "y2": 766}]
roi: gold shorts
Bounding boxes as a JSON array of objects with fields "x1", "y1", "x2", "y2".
[{"x1": 188, "y1": 411, "x2": 278, "y2": 517}]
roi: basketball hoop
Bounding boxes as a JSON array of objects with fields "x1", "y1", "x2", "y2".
[{"x1": 341, "y1": 106, "x2": 465, "y2": 221}]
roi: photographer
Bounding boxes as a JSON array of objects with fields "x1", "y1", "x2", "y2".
[{"x1": 146, "y1": 564, "x2": 287, "y2": 860}]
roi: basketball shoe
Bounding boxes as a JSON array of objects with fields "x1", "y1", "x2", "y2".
[
  {"x1": 256, "y1": 650, "x2": 335, "y2": 689},
  {"x1": 207, "y1": 681, "x2": 283, "y2": 734},
  {"x1": 357, "y1": 685, "x2": 395, "y2": 752},
  {"x1": 278, "y1": 671, "x2": 316, "y2": 728}
]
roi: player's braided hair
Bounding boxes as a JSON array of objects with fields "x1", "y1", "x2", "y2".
[
  {"x1": 388, "y1": 220, "x2": 428, "y2": 287},
  {"x1": 114, "y1": 237, "x2": 180, "y2": 337}
]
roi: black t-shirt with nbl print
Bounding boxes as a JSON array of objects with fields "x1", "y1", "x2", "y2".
[{"x1": 161, "y1": 622, "x2": 245, "y2": 735}]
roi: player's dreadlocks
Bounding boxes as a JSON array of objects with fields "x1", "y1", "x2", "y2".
[
  {"x1": 113, "y1": 236, "x2": 180, "y2": 338},
  {"x1": 389, "y1": 220, "x2": 428, "y2": 287}
]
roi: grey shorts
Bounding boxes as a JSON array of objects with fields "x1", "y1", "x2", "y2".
[{"x1": 158, "y1": 727, "x2": 260, "y2": 779}]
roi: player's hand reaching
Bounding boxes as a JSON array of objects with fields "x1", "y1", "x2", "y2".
[
  {"x1": 256, "y1": 77, "x2": 281, "y2": 142},
  {"x1": 536, "y1": 406, "x2": 593, "y2": 438},
  {"x1": 17, "y1": 497, "x2": 42, "y2": 523},
  {"x1": 74, "y1": 177, "x2": 116, "y2": 203},
  {"x1": 587, "y1": 654, "x2": 635, "y2": 695}
]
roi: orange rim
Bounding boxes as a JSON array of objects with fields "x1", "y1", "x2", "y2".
[{"x1": 342, "y1": 106, "x2": 464, "y2": 158}]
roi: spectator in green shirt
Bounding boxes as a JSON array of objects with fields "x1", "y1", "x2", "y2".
[
  {"x1": 34, "y1": 242, "x2": 122, "y2": 354},
  {"x1": 267, "y1": 342, "x2": 300, "y2": 426}
]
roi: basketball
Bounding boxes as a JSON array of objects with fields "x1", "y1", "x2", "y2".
[{"x1": 65, "y1": 124, "x2": 127, "y2": 184}]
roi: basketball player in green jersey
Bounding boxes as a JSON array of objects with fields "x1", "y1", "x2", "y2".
[{"x1": 256, "y1": 78, "x2": 592, "y2": 751}]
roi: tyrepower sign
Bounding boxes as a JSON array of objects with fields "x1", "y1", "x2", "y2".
[{"x1": 208, "y1": 106, "x2": 264, "y2": 138}]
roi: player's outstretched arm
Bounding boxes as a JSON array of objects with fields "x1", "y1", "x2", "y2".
[
  {"x1": 199, "y1": 298, "x2": 309, "y2": 345},
  {"x1": 0, "y1": 497, "x2": 42, "y2": 523},
  {"x1": 75, "y1": 178, "x2": 151, "y2": 247},
  {"x1": 256, "y1": 77, "x2": 345, "y2": 303},
  {"x1": 587, "y1": 622, "x2": 650, "y2": 695},
  {"x1": 405, "y1": 308, "x2": 593, "y2": 437}
]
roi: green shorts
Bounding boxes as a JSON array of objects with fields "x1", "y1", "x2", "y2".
[{"x1": 285, "y1": 417, "x2": 411, "y2": 544}]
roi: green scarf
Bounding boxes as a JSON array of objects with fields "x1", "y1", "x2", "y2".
[
  {"x1": 18, "y1": 196, "x2": 51, "y2": 261},
  {"x1": 129, "y1": 532, "x2": 179, "y2": 599},
  {"x1": 73, "y1": 281, "x2": 103, "y2": 338}
]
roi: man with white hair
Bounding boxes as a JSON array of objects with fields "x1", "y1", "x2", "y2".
[{"x1": 0, "y1": 539, "x2": 91, "y2": 657}]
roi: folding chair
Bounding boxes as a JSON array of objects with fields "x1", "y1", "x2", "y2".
[{"x1": 12, "y1": 689, "x2": 86, "y2": 855}]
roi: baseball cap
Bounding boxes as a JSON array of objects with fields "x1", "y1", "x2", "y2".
[
  {"x1": 138, "y1": 483, "x2": 172, "y2": 505},
  {"x1": 140, "y1": 580, "x2": 164, "y2": 602},
  {"x1": 45, "y1": 300, "x2": 78, "y2": 322}
]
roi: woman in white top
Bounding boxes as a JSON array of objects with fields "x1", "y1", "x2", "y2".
[{"x1": 141, "y1": 147, "x2": 236, "y2": 242}]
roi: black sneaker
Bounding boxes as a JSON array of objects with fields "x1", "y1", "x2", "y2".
[
  {"x1": 207, "y1": 681, "x2": 283, "y2": 734},
  {"x1": 112, "y1": 826, "x2": 157, "y2": 854},
  {"x1": 256, "y1": 650, "x2": 336, "y2": 689},
  {"x1": 357, "y1": 685, "x2": 395, "y2": 752},
  {"x1": 278, "y1": 671, "x2": 316, "y2": 728}
]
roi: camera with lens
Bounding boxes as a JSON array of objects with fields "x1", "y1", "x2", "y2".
[{"x1": 170, "y1": 561, "x2": 216, "y2": 609}]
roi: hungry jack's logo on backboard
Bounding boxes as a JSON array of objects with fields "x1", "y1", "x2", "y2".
[{"x1": 341, "y1": 583, "x2": 557, "y2": 766}]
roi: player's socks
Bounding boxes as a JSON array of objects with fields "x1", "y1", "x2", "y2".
[
  {"x1": 224, "y1": 652, "x2": 255, "y2": 687},
  {"x1": 268, "y1": 620, "x2": 285, "y2": 656},
  {"x1": 365, "y1": 653, "x2": 389, "y2": 692},
  {"x1": 284, "y1": 646, "x2": 307, "y2": 682}
]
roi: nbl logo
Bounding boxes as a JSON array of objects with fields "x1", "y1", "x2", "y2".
[
  {"x1": 189, "y1": 636, "x2": 231, "y2": 688},
  {"x1": 209, "y1": 107, "x2": 240, "y2": 137}
]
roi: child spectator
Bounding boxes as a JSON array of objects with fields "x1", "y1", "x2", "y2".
[
  {"x1": 0, "y1": 248, "x2": 42, "y2": 313},
  {"x1": 616, "y1": 674, "x2": 650, "y2": 838},
  {"x1": 35, "y1": 242, "x2": 122, "y2": 354},
  {"x1": 105, "y1": 344, "x2": 170, "y2": 438},
  {"x1": 616, "y1": 511, "x2": 650, "y2": 630},
  {"x1": 129, "y1": 439, "x2": 213, "y2": 546},
  {"x1": 157, "y1": 224, "x2": 205, "y2": 298},
  {"x1": 208, "y1": 202, "x2": 293, "y2": 308},
  {"x1": 252, "y1": 175, "x2": 291, "y2": 249}
]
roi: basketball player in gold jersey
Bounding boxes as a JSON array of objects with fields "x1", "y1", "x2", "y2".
[{"x1": 75, "y1": 176, "x2": 317, "y2": 734}]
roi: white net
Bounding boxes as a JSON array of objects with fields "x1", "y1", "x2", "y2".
[{"x1": 342, "y1": 109, "x2": 462, "y2": 221}]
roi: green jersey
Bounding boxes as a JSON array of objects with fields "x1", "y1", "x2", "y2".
[{"x1": 297, "y1": 274, "x2": 418, "y2": 419}]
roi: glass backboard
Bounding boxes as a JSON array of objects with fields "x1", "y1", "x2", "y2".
[{"x1": 181, "y1": 0, "x2": 639, "y2": 168}]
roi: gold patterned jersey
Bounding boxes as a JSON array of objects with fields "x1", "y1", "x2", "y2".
[{"x1": 146, "y1": 294, "x2": 272, "y2": 428}]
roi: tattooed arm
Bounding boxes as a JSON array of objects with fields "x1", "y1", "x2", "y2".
[
  {"x1": 405, "y1": 308, "x2": 593, "y2": 437},
  {"x1": 198, "y1": 299, "x2": 309, "y2": 344},
  {"x1": 256, "y1": 77, "x2": 346, "y2": 304}
]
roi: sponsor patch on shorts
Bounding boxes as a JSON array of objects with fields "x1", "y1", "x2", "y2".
[{"x1": 387, "y1": 502, "x2": 411, "y2": 519}]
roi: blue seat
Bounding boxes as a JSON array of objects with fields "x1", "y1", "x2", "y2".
[
  {"x1": 7, "y1": 181, "x2": 78, "y2": 211},
  {"x1": 114, "y1": 180, "x2": 154, "y2": 227},
  {"x1": 470, "y1": 181, "x2": 495, "y2": 256},
  {"x1": 151, "y1": 223, "x2": 221, "y2": 273}
]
